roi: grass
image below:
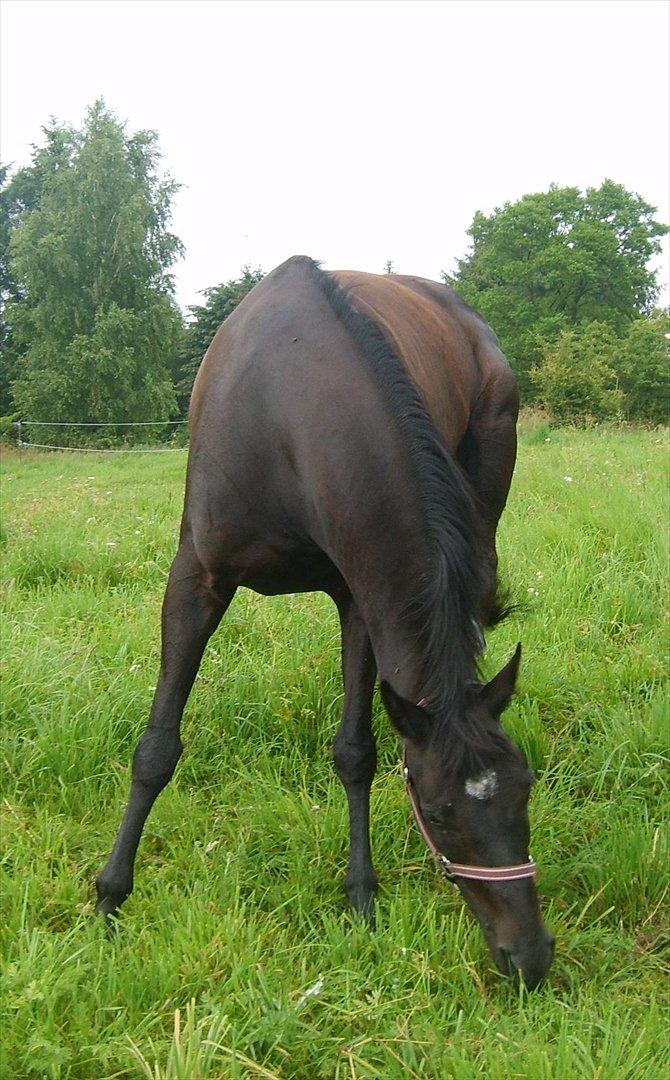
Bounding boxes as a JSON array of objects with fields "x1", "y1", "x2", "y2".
[{"x1": 1, "y1": 422, "x2": 669, "y2": 1079}]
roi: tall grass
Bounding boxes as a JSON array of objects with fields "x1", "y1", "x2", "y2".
[{"x1": 1, "y1": 426, "x2": 668, "y2": 1078}]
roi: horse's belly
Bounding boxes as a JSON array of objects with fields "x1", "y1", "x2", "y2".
[{"x1": 238, "y1": 547, "x2": 343, "y2": 596}]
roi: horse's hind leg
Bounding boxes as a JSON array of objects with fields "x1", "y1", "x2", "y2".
[
  {"x1": 95, "y1": 541, "x2": 234, "y2": 918},
  {"x1": 332, "y1": 596, "x2": 378, "y2": 921}
]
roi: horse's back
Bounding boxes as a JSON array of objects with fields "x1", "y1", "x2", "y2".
[
  {"x1": 330, "y1": 269, "x2": 515, "y2": 448},
  {"x1": 190, "y1": 258, "x2": 513, "y2": 449}
]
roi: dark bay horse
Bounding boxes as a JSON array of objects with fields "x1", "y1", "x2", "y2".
[{"x1": 96, "y1": 256, "x2": 554, "y2": 987}]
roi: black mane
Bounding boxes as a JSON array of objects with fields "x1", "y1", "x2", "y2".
[{"x1": 305, "y1": 258, "x2": 508, "y2": 767}]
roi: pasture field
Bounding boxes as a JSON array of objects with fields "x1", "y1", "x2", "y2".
[{"x1": 1, "y1": 423, "x2": 669, "y2": 1079}]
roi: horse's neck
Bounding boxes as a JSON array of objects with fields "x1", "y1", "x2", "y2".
[
  {"x1": 343, "y1": 538, "x2": 450, "y2": 707},
  {"x1": 338, "y1": 487, "x2": 479, "y2": 709}
]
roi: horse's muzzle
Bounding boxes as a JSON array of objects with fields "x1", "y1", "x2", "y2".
[{"x1": 493, "y1": 930, "x2": 555, "y2": 990}]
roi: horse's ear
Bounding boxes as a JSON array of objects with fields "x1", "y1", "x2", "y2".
[
  {"x1": 380, "y1": 681, "x2": 430, "y2": 745},
  {"x1": 481, "y1": 643, "x2": 522, "y2": 717}
]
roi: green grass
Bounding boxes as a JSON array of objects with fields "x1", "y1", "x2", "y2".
[{"x1": 1, "y1": 423, "x2": 669, "y2": 1079}]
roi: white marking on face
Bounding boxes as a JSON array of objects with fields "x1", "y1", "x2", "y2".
[{"x1": 465, "y1": 770, "x2": 498, "y2": 800}]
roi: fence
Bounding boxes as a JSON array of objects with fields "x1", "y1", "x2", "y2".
[{"x1": 14, "y1": 419, "x2": 189, "y2": 454}]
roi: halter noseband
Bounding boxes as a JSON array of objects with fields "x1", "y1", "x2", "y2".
[{"x1": 402, "y1": 743, "x2": 537, "y2": 883}]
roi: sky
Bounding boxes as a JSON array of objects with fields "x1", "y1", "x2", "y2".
[{"x1": 1, "y1": 0, "x2": 669, "y2": 312}]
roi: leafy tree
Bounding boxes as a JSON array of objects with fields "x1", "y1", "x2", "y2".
[
  {"x1": 6, "y1": 101, "x2": 183, "y2": 437},
  {"x1": 530, "y1": 321, "x2": 623, "y2": 421},
  {"x1": 170, "y1": 267, "x2": 263, "y2": 413},
  {"x1": 615, "y1": 311, "x2": 670, "y2": 425},
  {"x1": 0, "y1": 164, "x2": 19, "y2": 413},
  {"x1": 449, "y1": 182, "x2": 668, "y2": 396},
  {"x1": 2, "y1": 127, "x2": 78, "y2": 413}
]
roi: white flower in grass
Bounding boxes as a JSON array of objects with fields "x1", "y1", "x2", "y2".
[
  {"x1": 563, "y1": 476, "x2": 574, "y2": 482},
  {"x1": 129, "y1": 663, "x2": 140, "y2": 673},
  {"x1": 106, "y1": 541, "x2": 116, "y2": 548},
  {"x1": 296, "y1": 977, "x2": 324, "y2": 1007},
  {"x1": 87, "y1": 476, "x2": 95, "y2": 480},
  {"x1": 528, "y1": 587, "x2": 540, "y2": 597}
]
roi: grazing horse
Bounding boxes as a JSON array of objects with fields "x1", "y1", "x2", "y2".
[{"x1": 96, "y1": 256, "x2": 554, "y2": 987}]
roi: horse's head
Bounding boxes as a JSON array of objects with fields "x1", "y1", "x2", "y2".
[{"x1": 381, "y1": 645, "x2": 554, "y2": 989}]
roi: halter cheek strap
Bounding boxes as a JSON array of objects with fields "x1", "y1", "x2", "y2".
[{"x1": 402, "y1": 743, "x2": 537, "y2": 883}]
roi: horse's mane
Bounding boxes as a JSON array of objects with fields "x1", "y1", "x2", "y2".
[{"x1": 302, "y1": 258, "x2": 510, "y2": 769}]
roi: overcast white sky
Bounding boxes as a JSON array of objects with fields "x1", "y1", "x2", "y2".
[{"x1": 2, "y1": 0, "x2": 669, "y2": 311}]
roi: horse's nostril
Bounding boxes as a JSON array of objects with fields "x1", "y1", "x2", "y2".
[{"x1": 494, "y1": 946, "x2": 517, "y2": 980}]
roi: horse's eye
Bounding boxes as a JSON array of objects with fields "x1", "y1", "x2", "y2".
[{"x1": 425, "y1": 805, "x2": 453, "y2": 826}]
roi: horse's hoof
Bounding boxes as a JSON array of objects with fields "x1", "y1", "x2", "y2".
[{"x1": 93, "y1": 894, "x2": 124, "y2": 937}]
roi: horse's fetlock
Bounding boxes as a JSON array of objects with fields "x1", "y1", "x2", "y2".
[
  {"x1": 345, "y1": 874, "x2": 378, "y2": 919},
  {"x1": 95, "y1": 871, "x2": 131, "y2": 908},
  {"x1": 346, "y1": 870, "x2": 378, "y2": 893}
]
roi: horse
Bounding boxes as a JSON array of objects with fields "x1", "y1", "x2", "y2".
[{"x1": 95, "y1": 256, "x2": 554, "y2": 988}]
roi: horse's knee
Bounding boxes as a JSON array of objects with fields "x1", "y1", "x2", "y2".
[
  {"x1": 333, "y1": 730, "x2": 376, "y2": 785},
  {"x1": 132, "y1": 727, "x2": 182, "y2": 793}
]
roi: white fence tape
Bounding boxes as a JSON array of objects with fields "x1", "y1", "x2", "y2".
[
  {"x1": 18, "y1": 442, "x2": 187, "y2": 453},
  {"x1": 14, "y1": 418, "x2": 189, "y2": 454},
  {"x1": 20, "y1": 420, "x2": 188, "y2": 427}
]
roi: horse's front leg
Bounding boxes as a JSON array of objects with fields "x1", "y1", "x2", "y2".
[
  {"x1": 95, "y1": 542, "x2": 234, "y2": 919},
  {"x1": 332, "y1": 596, "x2": 378, "y2": 921}
]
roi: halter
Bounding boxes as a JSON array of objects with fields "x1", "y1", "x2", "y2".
[{"x1": 402, "y1": 743, "x2": 537, "y2": 883}]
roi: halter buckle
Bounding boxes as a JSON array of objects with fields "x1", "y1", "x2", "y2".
[{"x1": 438, "y1": 855, "x2": 456, "y2": 881}]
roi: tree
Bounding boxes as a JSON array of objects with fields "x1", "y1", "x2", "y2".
[
  {"x1": 169, "y1": 267, "x2": 263, "y2": 413},
  {"x1": 6, "y1": 101, "x2": 183, "y2": 436},
  {"x1": 530, "y1": 321, "x2": 623, "y2": 421},
  {"x1": 0, "y1": 164, "x2": 20, "y2": 413},
  {"x1": 449, "y1": 182, "x2": 668, "y2": 396},
  {"x1": 2, "y1": 124, "x2": 80, "y2": 413},
  {"x1": 615, "y1": 312, "x2": 670, "y2": 425}
]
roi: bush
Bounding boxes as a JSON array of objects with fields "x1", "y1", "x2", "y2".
[
  {"x1": 0, "y1": 413, "x2": 20, "y2": 443},
  {"x1": 615, "y1": 312, "x2": 670, "y2": 424},
  {"x1": 530, "y1": 322, "x2": 623, "y2": 422}
]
